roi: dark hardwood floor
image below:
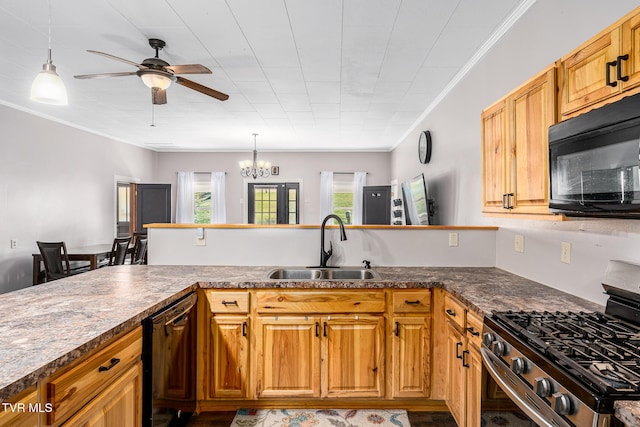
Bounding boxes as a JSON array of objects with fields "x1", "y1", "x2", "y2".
[{"x1": 185, "y1": 411, "x2": 458, "y2": 426}]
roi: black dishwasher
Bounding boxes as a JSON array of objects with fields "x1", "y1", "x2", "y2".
[{"x1": 142, "y1": 292, "x2": 197, "y2": 427}]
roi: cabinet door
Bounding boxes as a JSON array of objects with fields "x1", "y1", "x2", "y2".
[
  {"x1": 254, "y1": 316, "x2": 320, "y2": 398},
  {"x1": 321, "y1": 315, "x2": 384, "y2": 398},
  {"x1": 445, "y1": 322, "x2": 466, "y2": 427},
  {"x1": 481, "y1": 99, "x2": 508, "y2": 213},
  {"x1": 465, "y1": 346, "x2": 483, "y2": 427},
  {"x1": 209, "y1": 316, "x2": 249, "y2": 398},
  {"x1": 559, "y1": 28, "x2": 621, "y2": 117},
  {"x1": 0, "y1": 386, "x2": 39, "y2": 427},
  {"x1": 390, "y1": 316, "x2": 430, "y2": 398},
  {"x1": 509, "y1": 65, "x2": 556, "y2": 214},
  {"x1": 62, "y1": 361, "x2": 142, "y2": 427},
  {"x1": 622, "y1": 10, "x2": 640, "y2": 91}
]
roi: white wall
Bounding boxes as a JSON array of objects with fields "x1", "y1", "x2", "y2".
[
  {"x1": 390, "y1": 0, "x2": 640, "y2": 305},
  {"x1": 0, "y1": 105, "x2": 157, "y2": 293},
  {"x1": 148, "y1": 227, "x2": 496, "y2": 267},
  {"x1": 155, "y1": 151, "x2": 391, "y2": 224}
]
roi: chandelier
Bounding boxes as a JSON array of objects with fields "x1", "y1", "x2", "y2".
[{"x1": 239, "y1": 133, "x2": 271, "y2": 179}]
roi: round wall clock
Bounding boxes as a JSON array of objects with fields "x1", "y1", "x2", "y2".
[{"x1": 418, "y1": 130, "x2": 432, "y2": 164}]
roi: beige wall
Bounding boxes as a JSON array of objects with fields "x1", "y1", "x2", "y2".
[{"x1": 155, "y1": 151, "x2": 391, "y2": 224}]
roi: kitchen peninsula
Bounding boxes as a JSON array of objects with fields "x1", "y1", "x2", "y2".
[{"x1": 2, "y1": 264, "x2": 638, "y2": 426}]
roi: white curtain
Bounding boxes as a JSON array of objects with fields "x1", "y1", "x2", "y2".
[
  {"x1": 319, "y1": 171, "x2": 334, "y2": 221},
  {"x1": 352, "y1": 171, "x2": 367, "y2": 225},
  {"x1": 210, "y1": 172, "x2": 226, "y2": 224},
  {"x1": 176, "y1": 171, "x2": 195, "y2": 224}
]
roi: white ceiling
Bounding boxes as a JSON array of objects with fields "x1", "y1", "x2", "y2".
[{"x1": 0, "y1": 0, "x2": 527, "y2": 152}]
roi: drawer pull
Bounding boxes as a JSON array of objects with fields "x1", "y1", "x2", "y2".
[
  {"x1": 446, "y1": 309, "x2": 456, "y2": 316},
  {"x1": 98, "y1": 357, "x2": 120, "y2": 372},
  {"x1": 404, "y1": 300, "x2": 421, "y2": 305},
  {"x1": 467, "y1": 327, "x2": 480, "y2": 337},
  {"x1": 221, "y1": 300, "x2": 238, "y2": 306}
]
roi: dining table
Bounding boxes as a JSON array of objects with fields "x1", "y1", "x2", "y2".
[{"x1": 32, "y1": 243, "x2": 116, "y2": 285}]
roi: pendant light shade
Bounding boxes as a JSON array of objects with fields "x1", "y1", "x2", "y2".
[
  {"x1": 31, "y1": 0, "x2": 67, "y2": 106},
  {"x1": 31, "y1": 49, "x2": 68, "y2": 105}
]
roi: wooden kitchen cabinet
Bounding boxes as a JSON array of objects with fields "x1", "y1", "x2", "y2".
[
  {"x1": 201, "y1": 290, "x2": 250, "y2": 400},
  {"x1": 389, "y1": 290, "x2": 431, "y2": 398},
  {"x1": 44, "y1": 326, "x2": 142, "y2": 426},
  {"x1": 444, "y1": 295, "x2": 482, "y2": 427},
  {"x1": 559, "y1": 7, "x2": 640, "y2": 119},
  {"x1": 481, "y1": 64, "x2": 556, "y2": 217},
  {"x1": 0, "y1": 386, "x2": 39, "y2": 427}
]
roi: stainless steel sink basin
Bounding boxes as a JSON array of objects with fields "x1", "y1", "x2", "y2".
[{"x1": 265, "y1": 268, "x2": 379, "y2": 280}]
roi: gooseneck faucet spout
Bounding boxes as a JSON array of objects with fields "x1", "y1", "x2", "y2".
[{"x1": 320, "y1": 214, "x2": 347, "y2": 268}]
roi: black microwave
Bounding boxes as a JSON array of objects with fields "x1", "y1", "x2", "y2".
[{"x1": 548, "y1": 92, "x2": 640, "y2": 218}]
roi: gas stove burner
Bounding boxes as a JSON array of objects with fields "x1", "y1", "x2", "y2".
[{"x1": 589, "y1": 362, "x2": 636, "y2": 391}]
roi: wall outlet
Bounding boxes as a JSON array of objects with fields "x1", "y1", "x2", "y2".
[
  {"x1": 10, "y1": 239, "x2": 17, "y2": 249},
  {"x1": 448, "y1": 232, "x2": 459, "y2": 247},
  {"x1": 560, "y1": 242, "x2": 571, "y2": 264},
  {"x1": 514, "y1": 235, "x2": 525, "y2": 253}
]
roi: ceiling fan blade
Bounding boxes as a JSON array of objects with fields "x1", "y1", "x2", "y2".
[
  {"x1": 74, "y1": 71, "x2": 138, "y2": 79},
  {"x1": 165, "y1": 64, "x2": 211, "y2": 74},
  {"x1": 175, "y1": 76, "x2": 229, "y2": 101},
  {"x1": 152, "y1": 88, "x2": 167, "y2": 105},
  {"x1": 87, "y1": 50, "x2": 144, "y2": 69}
]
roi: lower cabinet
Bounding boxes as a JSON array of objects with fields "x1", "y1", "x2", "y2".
[
  {"x1": 0, "y1": 386, "x2": 39, "y2": 427},
  {"x1": 444, "y1": 296, "x2": 483, "y2": 427}
]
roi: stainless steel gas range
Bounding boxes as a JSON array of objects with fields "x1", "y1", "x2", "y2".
[{"x1": 482, "y1": 260, "x2": 640, "y2": 427}]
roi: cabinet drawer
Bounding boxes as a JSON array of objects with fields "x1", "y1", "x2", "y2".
[
  {"x1": 466, "y1": 310, "x2": 484, "y2": 349},
  {"x1": 46, "y1": 327, "x2": 142, "y2": 425},
  {"x1": 256, "y1": 290, "x2": 385, "y2": 313},
  {"x1": 444, "y1": 295, "x2": 466, "y2": 330},
  {"x1": 205, "y1": 291, "x2": 250, "y2": 313},
  {"x1": 392, "y1": 290, "x2": 431, "y2": 313}
]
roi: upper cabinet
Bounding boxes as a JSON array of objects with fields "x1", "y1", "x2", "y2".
[
  {"x1": 559, "y1": 7, "x2": 640, "y2": 119},
  {"x1": 481, "y1": 65, "x2": 557, "y2": 217}
]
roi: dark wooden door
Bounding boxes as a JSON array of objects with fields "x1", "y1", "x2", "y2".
[
  {"x1": 135, "y1": 184, "x2": 171, "y2": 233},
  {"x1": 363, "y1": 185, "x2": 391, "y2": 225}
]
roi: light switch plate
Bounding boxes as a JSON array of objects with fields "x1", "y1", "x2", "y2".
[
  {"x1": 560, "y1": 242, "x2": 571, "y2": 264},
  {"x1": 448, "y1": 232, "x2": 459, "y2": 247},
  {"x1": 196, "y1": 237, "x2": 206, "y2": 246},
  {"x1": 514, "y1": 235, "x2": 524, "y2": 253}
]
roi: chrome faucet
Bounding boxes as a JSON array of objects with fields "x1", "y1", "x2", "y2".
[{"x1": 319, "y1": 214, "x2": 347, "y2": 268}]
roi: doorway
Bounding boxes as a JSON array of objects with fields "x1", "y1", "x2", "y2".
[{"x1": 247, "y1": 182, "x2": 300, "y2": 224}]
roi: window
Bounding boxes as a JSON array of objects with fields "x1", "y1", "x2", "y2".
[
  {"x1": 248, "y1": 182, "x2": 300, "y2": 224},
  {"x1": 333, "y1": 173, "x2": 354, "y2": 224},
  {"x1": 193, "y1": 173, "x2": 213, "y2": 224},
  {"x1": 116, "y1": 183, "x2": 131, "y2": 237}
]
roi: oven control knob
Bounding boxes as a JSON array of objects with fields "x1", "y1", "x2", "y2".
[
  {"x1": 482, "y1": 332, "x2": 495, "y2": 347},
  {"x1": 511, "y1": 357, "x2": 528, "y2": 375},
  {"x1": 552, "y1": 392, "x2": 572, "y2": 415},
  {"x1": 534, "y1": 377, "x2": 552, "y2": 398},
  {"x1": 493, "y1": 340, "x2": 507, "y2": 357}
]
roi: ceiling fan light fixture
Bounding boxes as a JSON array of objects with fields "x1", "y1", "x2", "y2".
[
  {"x1": 137, "y1": 69, "x2": 174, "y2": 90},
  {"x1": 31, "y1": 52, "x2": 68, "y2": 105}
]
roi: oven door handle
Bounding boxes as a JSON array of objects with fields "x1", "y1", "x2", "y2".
[{"x1": 480, "y1": 347, "x2": 567, "y2": 427}]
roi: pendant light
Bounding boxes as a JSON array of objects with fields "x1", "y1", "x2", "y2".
[
  {"x1": 30, "y1": 0, "x2": 68, "y2": 105},
  {"x1": 239, "y1": 134, "x2": 271, "y2": 179}
]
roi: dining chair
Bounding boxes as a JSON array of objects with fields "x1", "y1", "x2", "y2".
[
  {"x1": 36, "y1": 241, "x2": 71, "y2": 282},
  {"x1": 108, "y1": 236, "x2": 132, "y2": 266},
  {"x1": 131, "y1": 237, "x2": 148, "y2": 265}
]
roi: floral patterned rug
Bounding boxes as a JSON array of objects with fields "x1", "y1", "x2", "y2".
[{"x1": 230, "y1": 409, "x2": 410, "y2": 427}]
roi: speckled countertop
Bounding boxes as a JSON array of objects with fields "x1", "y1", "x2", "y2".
[{"x1": 0, "y1": 265, "x2": 636, "y2": 425}]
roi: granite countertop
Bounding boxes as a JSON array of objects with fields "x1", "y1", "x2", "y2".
[{"x1": 0, "y1": 265, "x2": 635, "y2": 425}]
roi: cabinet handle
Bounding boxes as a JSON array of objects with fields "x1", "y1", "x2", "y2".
[
  {"x1": 315, "y1": 322, "x2": 320, "y2": 337},
  {"x1": 467, "y1": 327, "x2": 480, "y2": 337},
  {"x1": 395, "y1": 321, "x2": 400, "y2": 336},
  {"x1": 456, "y1": 342, "x2": 463, "y2": 359},
  {"x1": 462, "y1": 350, "x2": 470, "y2": 368},
  {"x1": 506, "y1": 193, "x2": 514, "y2": 209},
  {"x1": 404, "y1": 300, "x2": 421, "y2": 305},
  {"x1": 446, "y1": 309, "x2": 456, "y2": 317},
  {"x1": 98, "y1": 357, "x2": 120, "y2": 372},
  {"x1": 323, "y1": 322, "x2": 328, "y2": 337},
  {"x1": 502, "y1": 194, "x2": 508, "y2": 209},
  {"x1": 617, "y1": 54, "x2": 629, "y2": 82},
  {"x1": 606, "y1": 60, "x2": 618, "y2": 87},
  {"x1": 242, "y1": 321, "x2": 247, "y2": 337},
  {"x1": 221, "y1": 300, "x2": 238, "y2": 306}
]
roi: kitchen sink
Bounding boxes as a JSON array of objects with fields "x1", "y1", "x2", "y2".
[{"x1": 265, "y1": 268, "x2": 379, "y2": 280}]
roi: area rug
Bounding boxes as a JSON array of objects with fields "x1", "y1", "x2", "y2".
[
  {"x1": 230, "y1": 409, "x2": 410, "y2": 427},
  {"x1": 482, "y1": 411, "x2": 537, "y2": 426}
]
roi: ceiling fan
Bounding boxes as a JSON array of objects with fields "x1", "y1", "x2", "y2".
[{"x1": 74, "y1": 38, "x2": 229, "y2": 105}]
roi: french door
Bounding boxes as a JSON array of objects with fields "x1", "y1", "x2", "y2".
[{"x1": 248, "y1": 182, "x2": 299, "y2": 224}]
